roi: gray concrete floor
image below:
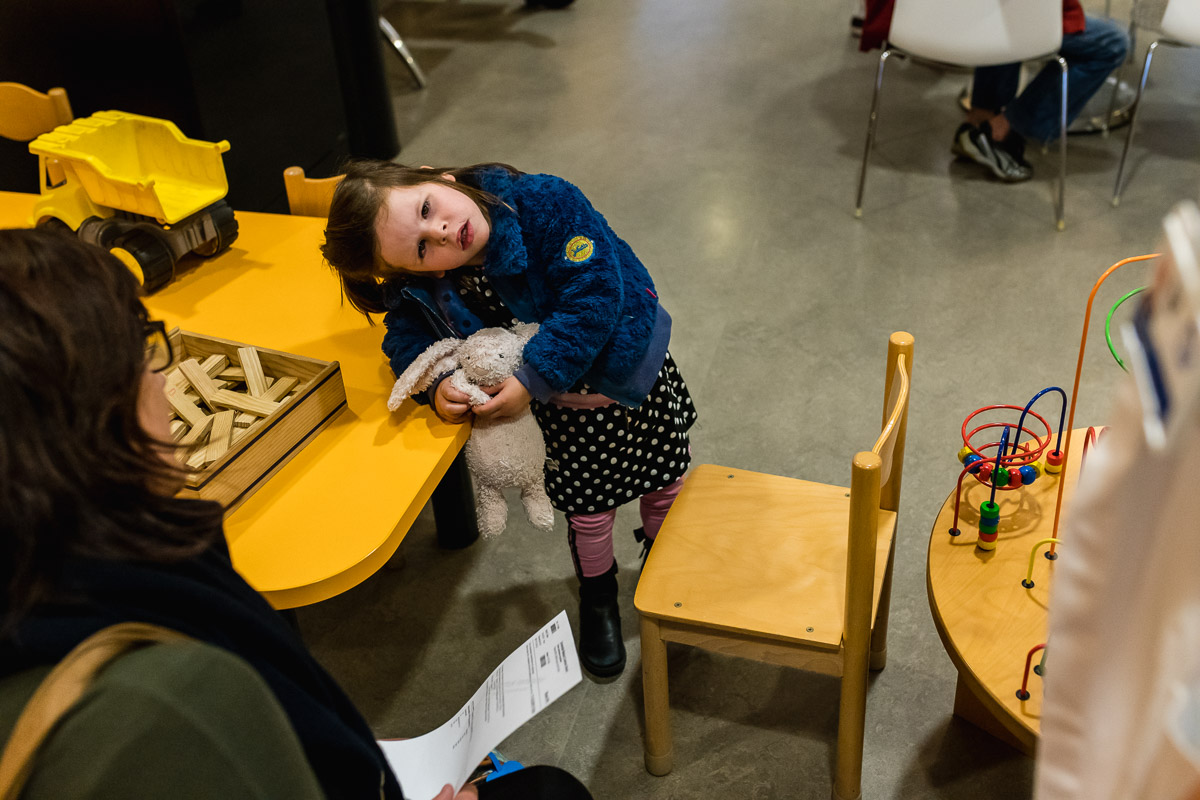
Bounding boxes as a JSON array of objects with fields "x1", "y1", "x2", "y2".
[{"x1": 296, "y1": 1, "x2": 1200, "y2": 797}]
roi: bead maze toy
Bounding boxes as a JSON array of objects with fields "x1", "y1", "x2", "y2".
[{"x1": 926, "y1": 252, "x2": 1161, "y2": 753}]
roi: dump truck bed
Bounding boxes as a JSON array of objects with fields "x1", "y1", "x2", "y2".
[{"x1": 29, "y1": 110, "x2": 230, "y2": 224}]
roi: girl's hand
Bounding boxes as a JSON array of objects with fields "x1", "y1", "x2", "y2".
[
  {"x1": 473, "y1": 376, "x2": 531, "y2": 420},
  {"x1": 431, "y1": 783, "x2": 479, "y2": 800},
  {"x1": 434, "y1": 378, "x2": 473, "y2": 424}
]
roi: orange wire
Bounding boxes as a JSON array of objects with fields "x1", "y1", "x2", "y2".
[{"x1": 1050, "y1": 253, "x2": 1160, "y2": 553}]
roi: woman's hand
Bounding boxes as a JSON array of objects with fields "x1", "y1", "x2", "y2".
[
  {"x1": 434, "y1": 378, "x2": 473, "y2": 424},
  {"x1": 473, "y1": 376, "x2": 531, "y2": 420},
  {"x1": 431, "y1": 782, "x2": 479, "y2": 800}
]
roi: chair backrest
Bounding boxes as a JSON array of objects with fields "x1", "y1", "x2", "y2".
[
  {"x1": 1162, "y1": 0, "x2": 1200, "y2": 46},
  {"x1": 844, "y1": 331, "x2": 914, "y2": 646},
  {"x1": 889, "y1": 0, "x2": 1063, "y2": 66},
  {"x1": 874, "y1": 331, "x2": 913, "y2": 513},
  {"x1": 283, "y1": 166, "x2": 344, "y2": 217},
  {"x1": 0, "y1": 83, "x2": 73, "y2": 142}
]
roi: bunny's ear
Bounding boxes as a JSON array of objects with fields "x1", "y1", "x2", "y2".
[
  {"x1": 387, "y1": 339, "x2": 461, "y2": 411},
  {"x1": 512, "y1": 322, "x2": 539, "y2": 344}
]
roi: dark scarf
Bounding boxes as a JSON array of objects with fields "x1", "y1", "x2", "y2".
[{"x1": 0, "y1": 537, "x2": 403, "y2": 800}]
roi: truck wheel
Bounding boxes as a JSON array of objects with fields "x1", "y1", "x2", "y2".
[
  {"x1": 34, "y1": 217, "x2": 72, "y2": 236},
  {"x1": 111, "y1": 230, "x2": 175, "y2": 293},
  {"x1": 192, "y1": 200, "x2": 239, "y2": 256}
]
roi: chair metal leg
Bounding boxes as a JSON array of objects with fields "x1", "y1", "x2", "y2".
[
  {"x1": 1113, "y1": 40, "x2": 1159, "y2": 207},
  {"x1": 1056, "y1": 56, "x2": 1068, "y2": 232},
  {"x1": 640, "y1": 615, "x2": 674, "y2": 776},
  {"x1": 379, "y1": 16, "x2": 428, "y2": 90},
  {"x1": 854, "y1": 49, "x2": 892, "y2": 219}
]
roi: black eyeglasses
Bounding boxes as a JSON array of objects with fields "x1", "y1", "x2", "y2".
[{"x1": 144, "y1": 320, "x2": 174, "y2": 373}]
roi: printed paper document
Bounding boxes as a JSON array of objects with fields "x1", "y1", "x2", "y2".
[{"x1": 377, "y1": 610, "x2": 581, "y2": 799}]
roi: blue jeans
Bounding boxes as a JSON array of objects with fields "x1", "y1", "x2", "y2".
[{"x1": 971, "y1": 14, "x2": 1129, "y2": 144}]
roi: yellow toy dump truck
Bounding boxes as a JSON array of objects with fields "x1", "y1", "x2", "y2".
[{"x1": 28, "y1": 110, "x2": 238, "y2": 292}]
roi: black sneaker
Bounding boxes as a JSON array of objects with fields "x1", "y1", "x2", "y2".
[{"x1": 951, "y1": 122, "x2": 1032, "y2": 183}]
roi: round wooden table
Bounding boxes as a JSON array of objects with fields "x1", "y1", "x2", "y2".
[{"x1": 927, "y1": 429, "x2": 1087, "y2": 755}]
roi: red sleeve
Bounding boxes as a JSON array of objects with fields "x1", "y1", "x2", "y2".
[
  {"x1": 859, "y1": 0, "x2": 895, "y2": 52},
  {"x1": 1063, "y1": 0, "x2": 1086, "y2": 35}
]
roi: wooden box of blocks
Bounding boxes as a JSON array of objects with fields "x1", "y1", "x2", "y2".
[{"x1": 163, "y1": 329, "x2": 347, "y2": 512}]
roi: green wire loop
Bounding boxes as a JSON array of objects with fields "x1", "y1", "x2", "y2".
[{"x1": 1106, "y1": 286, "x2": 1146, "y2": 371}]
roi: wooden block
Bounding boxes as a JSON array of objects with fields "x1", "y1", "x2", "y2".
[
  {"x1": 211, "y1": 388, "x2": 279, "y2": 417},
  {"x1": 185, "y1": 447, "x2": 208, "y2": 469},
  {"x1": 217, "y1": 366, "x2": 246, "y2": 381},
  {"x1": 206, "y1": 410, "x2": 235, "y2": 462},
  {"x1": 164, "y1": 379, "x2": 207, "y2": 427},
  {"x1": 263, "y1": 376, "x2": 298, "y2": 402},
  {"x1": 200, "y1": 353, "x2": 229, "y2": 378},
  {"x1": 169, "y1": 419, "x2": 187, "y2": 442},
  {"x1": 177, "y1": 359, "x2": 221, "y2": 411},
  {"x1": 238, "y1": 347, "x2": 269, "y2": 397},
  {"x1": 176, "y1": 414, "x2": 214, "y2": 447}
]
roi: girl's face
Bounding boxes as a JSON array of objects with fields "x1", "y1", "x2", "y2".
[{"x1": 375, "y1": 177, "x2": 490, "y2": 278}]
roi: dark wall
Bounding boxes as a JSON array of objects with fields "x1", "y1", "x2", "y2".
[{"x1": 1, "y1": 0, "x2": 399, "y2": 212}]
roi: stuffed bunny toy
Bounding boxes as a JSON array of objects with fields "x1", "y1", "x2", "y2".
[{"x1": 387, "y1": 323, "x2": 554, "y2": 539}]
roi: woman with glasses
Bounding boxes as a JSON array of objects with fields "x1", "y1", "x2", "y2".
[{"x1": 0, "y1": 229, "x2": 591, "y2": 800}]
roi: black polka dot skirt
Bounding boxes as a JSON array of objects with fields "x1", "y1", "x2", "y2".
[{"x1": 532, "y1": 353, "x2": 697, "y2": 515}]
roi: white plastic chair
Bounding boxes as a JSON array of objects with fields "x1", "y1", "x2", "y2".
[
  {"x1": 855, "y1": 0, "x2": 1068, "y2": 230},
  {"x1": 1112, "y1": 0, "x2": 1200, "y2": 206}
]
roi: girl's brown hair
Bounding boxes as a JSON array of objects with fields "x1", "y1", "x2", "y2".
[
  {"x1": 321, "y1": 159, "x2": 520, "y2": 318},
  {"x1": 0, "y1": 229, "x2": 222, "y2": 632}
]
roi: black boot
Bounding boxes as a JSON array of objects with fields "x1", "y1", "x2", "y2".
[
  {"x1": 633, "y1": 527, "x2": 654, "y2": 567},
  {"x1": 578, "y1": 562, "x2": 625, "y2": 678}
]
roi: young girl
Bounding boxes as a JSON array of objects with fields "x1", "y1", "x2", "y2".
[{"x1": 322, "y1": 160, "x2": 698, "y2": 678}]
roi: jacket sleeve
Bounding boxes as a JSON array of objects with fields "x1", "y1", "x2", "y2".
[
  {"x1": 382, "y1": 308, "x2": 442, "y2": 406},
  {"x1": 519, "y1": 177, "x2": 626, "y2": 395}
]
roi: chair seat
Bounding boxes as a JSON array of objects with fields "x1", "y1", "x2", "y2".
[{"x1": 635, "y1": 464, "x2": 897, "y2": 650}]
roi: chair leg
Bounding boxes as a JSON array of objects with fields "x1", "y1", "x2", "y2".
[
  {"x1": 379, "y1": 16, "x2": 428, "y2": 90},
  {"x1": 1113, "y1": 40, "x2": 1159, "y2": 207},
  {"x1": 640, "y1": 615, "x2": 674, "y2": 776},
  {"x1": 868, "y1": 539, "x2": 896, "y2": 671},
  {"x1": 833, "y1": 647, "x2": 869, "y2": 800},
  {"x1": 1055, "y1": 56, "x2": 1068, "y2": 232},
  {"x1": 854, "y1": 49, "x2": 892, "y2": 219}
]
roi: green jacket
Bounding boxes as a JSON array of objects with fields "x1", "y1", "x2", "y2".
[{"x1": 0, "y1": 640, "x2": 326, "y2": 799}]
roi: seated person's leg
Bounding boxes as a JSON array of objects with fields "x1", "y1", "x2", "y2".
[
  {"x1": 478, "y1": 765, "x2": 594, "y2": 800},
  {"x1": 1003, "y1": 14, "x2": 1130, "y2": 145},
  {"x1": 953, "y1": 63, "x2": 1033, "y2": 182}
]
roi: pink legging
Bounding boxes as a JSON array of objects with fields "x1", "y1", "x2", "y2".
[{"x1": 567, "y1": 476, "x2": 684, "y2": 578}]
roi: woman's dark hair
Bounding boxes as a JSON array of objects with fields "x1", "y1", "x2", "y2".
[
  {"x1": 0, "y1": 228, "x2": 223, "y2": 632},
  {"x1": 321, "y1": 159, "x2": 520, "y2": 318}
]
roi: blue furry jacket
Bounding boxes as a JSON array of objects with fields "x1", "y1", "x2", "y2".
[{"x1": 380, "y1": 168, "x2": 672, "y2": 408}]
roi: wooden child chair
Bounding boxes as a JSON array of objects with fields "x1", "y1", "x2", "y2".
[
  {"x1": 634, "y1": 331, "x2": 914, "y2": 800},
  {"x1": 282, "y1": 166, "x2": 343, "y2": 217}
]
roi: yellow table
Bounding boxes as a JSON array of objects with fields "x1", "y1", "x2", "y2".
[
  {"x1": 1, "y1": 192, "x2": 474, "y2": 609},
  {"x1": 927, "y1": 429, "x2": 1085, "y2": 756}
]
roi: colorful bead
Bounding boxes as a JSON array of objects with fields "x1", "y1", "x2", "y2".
[
  {"x1": 1044, "y1": 449, "x2": 1064, "y2": 474},
  {"x1": 1029, "y1": 460, "x2": 1044, "y2": 478},
  {"x1": 958, "y1": 445, "x2": 974, "y2": 463},
  {"x1": 1019, "y1": 465, "x2": 1038, "y2": 485},
  {"x1": 964, "y1": 454, "x2": 983, "y2": 473},
  {"x1": 1007, "y1": 467, "x2": 1023, "y2": 488},
  {"x1": 993, "y1": 466, "x2": 1010, "y2": 487},
  {"x1": 978, "y1": 462, "x2": 994, "y2": 482},
  {"x1": 978, "y1": 500, "x2": 1000, "y2": 536}
]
